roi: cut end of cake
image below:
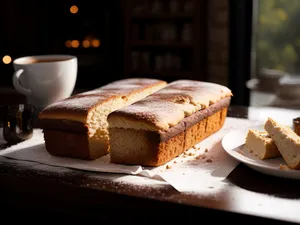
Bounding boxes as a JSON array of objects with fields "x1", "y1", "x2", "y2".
[
  {"x1": 245, "y1": 129, "x2": 281, "y2": 160},
  {"x1": 85, "y1": 81, "x2": 168, "y2": 158},
  {"x1": 264, "y1": 117, "x2": 300, "y2": 169}
]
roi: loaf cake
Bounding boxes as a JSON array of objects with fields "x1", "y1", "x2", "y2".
[
  {"x1": 38, "y1": 78, "x2": 167, "y2": 159},
  {"x1": 264, "y1": 117, "x2": 300, "y2": 169},
  {"x1": 107, "y1": 80, "x2": 232, "y2": 166},
  {"x1": 245, "y1": 129, "x2": 281, "y2": 160}
]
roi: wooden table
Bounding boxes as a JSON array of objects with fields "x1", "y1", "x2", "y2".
[{"x1": 0, "y1": 93, "x2": 300, "y2": 224}]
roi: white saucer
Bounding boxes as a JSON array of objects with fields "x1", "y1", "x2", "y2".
[
  {"x1": 222, "y1": 124, "x2": 300, "y2": 179},
  {"x1": 246, "y1": 79, "x2": 259, "y2": 90},
  {"x1": 246, "y1": 79, "x2": 275, "y2": 93}
]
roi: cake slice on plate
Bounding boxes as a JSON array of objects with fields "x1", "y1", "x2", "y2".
[
  {"x1": 245, "y1": 129, "x2": 281, "y2": 160},
  {"x1": 264, "y1": 117, "x2": 300, "y2": 169}
]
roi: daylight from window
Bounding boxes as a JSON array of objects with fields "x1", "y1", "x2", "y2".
[{"x1": 256, "y1": 0, "x2": 300, "y2": 74}]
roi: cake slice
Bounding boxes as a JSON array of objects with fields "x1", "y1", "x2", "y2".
[
  {"x1": 245, "y1": 129, "x2": 281, "y2": 159},
  {"x1": 264, "y1": 117, "x2": 300, "y2": 169},
  {"x1": 38, "y1": 78, "x2": 167, "y2": 160}
]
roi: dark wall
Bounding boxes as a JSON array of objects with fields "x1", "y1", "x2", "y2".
[
  {"x1": 0, "y1": 0, "x2": 124, "y2": 89},
  {"x1": 228, "y1": 0, "x2": 253, "y2": 106}
]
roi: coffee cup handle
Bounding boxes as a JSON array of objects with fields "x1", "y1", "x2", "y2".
[{"x1": 13, "y1": 69, "x2": 32, "y2": 96}]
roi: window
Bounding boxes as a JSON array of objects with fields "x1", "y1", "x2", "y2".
[
  {"x1": 250, "y1": 0, "x2": 300, "y2": 108},
  {"x1": 256, "y1": 0, "x2": 300, "y2": 74}
]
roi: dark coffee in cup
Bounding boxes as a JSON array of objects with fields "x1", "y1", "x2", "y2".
[{"x1": 27, "y1": 58, "x2": 69, "y2": 64}]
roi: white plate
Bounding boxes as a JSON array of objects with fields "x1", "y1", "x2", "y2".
[{"x1": 222, "y1": 124, "x2": 300, "y2": 179}]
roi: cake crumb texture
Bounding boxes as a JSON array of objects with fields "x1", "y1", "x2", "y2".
[
  {"x1": 245, "y1": 129, "x2": 281, "y2": 160},
  {"x1": 109, "y1": 108, "x2": 227, "y2": 166},
  {"x1": 264, "y1": 117, "x2": 300, "y2": 169}
]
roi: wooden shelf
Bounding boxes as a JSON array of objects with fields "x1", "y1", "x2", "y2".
[
  {"x1": 122, "y1": 0, "x2": 207, "y2": 81},
  {"x1": 129, "y1": 41, "x2": 193, "y2": 48},
  {"x1": 131, "y1": 13, "x2": 193, "y2": 19},
  {"x1": 131, "y1": 70, "x2": 195, "y2": 78}
]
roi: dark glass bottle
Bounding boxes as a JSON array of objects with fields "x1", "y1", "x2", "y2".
[{"x1": 3, "y1": 104, "x2": 35, "y2": 145}]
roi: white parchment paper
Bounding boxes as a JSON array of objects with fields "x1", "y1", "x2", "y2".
[{"x1": 0, "y1": 117, "x2": 261, "y2": 192}]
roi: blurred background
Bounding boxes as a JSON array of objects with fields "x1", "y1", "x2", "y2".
[{"x1": 1, "y1": 0, "x2": 299, "y2": 108}]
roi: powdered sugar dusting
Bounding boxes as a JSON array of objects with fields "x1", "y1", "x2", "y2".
[
  {"x1": 102, "y1": 78, "x2": 165, "y2": 87},
  {"x1": 44, "y1": 92, "x2": 118, "y2": 112},
  {"x1": 40, "y1": 78, "x2": 167, "y2": 117},
  {"x1": 109, "y1": 80, "x2": 233, "y2": 130}
]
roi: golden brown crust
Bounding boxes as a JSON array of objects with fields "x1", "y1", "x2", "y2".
[
  {"x1": 38, "y1": 78, "x2": 168, "y2": 124},
  {"x1": 292, "y1": 163, "x2": 300, "y2": 170},
  {"x1": 109, "y1": 108, "x2": 228, "y2": 166},
  {"x1": 43, "y1": 130, "x2": 92, "y2": 159},
  {"x1": 184, "y1": 108, "x2": 226, "y2": 150},
  {"x1": 39, "y1": 92, "x2": 119, "y2": 122},
  {"x1": 108, "y1": 80, "x2": 232, "y2": 131}
]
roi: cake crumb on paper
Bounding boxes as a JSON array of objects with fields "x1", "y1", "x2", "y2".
[
  {"x1": 279, "y1": 164, "x2": 290, "y2": 170},
  {"x1": 204, "y1": 148, "x2": 208, "y2": 153},
  {"x1": 196, "y1": 154, "x2": 203, "y2": 160},
  {"x1": 206, "y1": 158, "x2": 212, "y2": 163}
]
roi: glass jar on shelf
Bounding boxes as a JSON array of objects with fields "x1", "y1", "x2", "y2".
[
  {"x1": 169, "y1": 0, "x2": 180, "y2": 14},
  {"x1": 172, "y1": 55, "x2": 182, "y2": 70},
  {"x1": 183, "y1": 1, "x2": 194, "y2": 13},
  {"x1": 181, "y1": 23, "x2": 193, "y2": 43},
  {"x1": 154, "y1": 55, "x2": 164, "y2": 71},
  {"x1": 152, "y1": 0, "x2": 163, "y2": 14},
  {"x1": 164, "y1": 52, "x2": 173, "y2": 70},
  {"x1": 131, "y1": 24, "x2": 139, "y2": 40},
  {"x1": 141, "y1": 52, "x2": 150, "y2": 70},
  {"x1": 161, "y1": 23, "x2": 170, "y2": 41},
  {"x1": 161, "y1": 23, "x2": 177, "y2": 41},
  {"x1": 152, "y1": 24, "x2": 161, "y2": 41},
  {"x1": 133, "y1": 2, "x2": 146, "y2": 14},
  {"x1": 145, "y1": 24, "x2": 153, "y2": 41},
  {"x1": 131, "y1": 51, "x2": 140, "y2": 70}
]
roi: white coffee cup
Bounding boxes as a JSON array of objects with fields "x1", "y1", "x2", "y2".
[{"x1": 12, "y1": 55, "x2": 77, "y2": 108}]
